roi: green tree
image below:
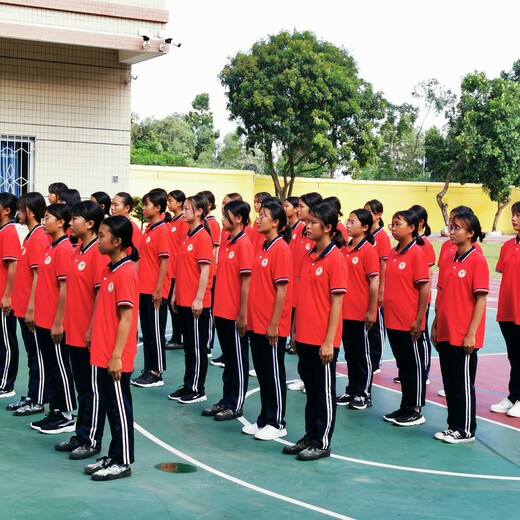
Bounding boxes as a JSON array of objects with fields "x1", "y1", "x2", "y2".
[
  {"x1": 217, "y1": 131, "x2": 266, "y2": 172},
  {"x1": 219, "y1": 30, "x2": 385, "y2": 198}
]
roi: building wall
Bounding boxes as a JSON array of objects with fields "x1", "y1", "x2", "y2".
[
  {"x1": 129, "y1": 165, "x2": 520, "y2": 234},
  {"x1": 0, "y1": 37, "x2": 131, "y2": 194}
]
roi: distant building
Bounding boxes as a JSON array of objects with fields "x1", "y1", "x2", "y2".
[{"x1": 0, "y1": 0, "x2": 170, "y2": 196}]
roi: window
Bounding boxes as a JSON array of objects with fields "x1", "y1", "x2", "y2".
[{"x1": 0, "y1": 135, "x2": 34, "y2": 196}]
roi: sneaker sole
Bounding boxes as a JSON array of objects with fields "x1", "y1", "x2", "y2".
[
  {"x1": 394, "y1": 417, "x2": 426, "y2": 427},
  {"x1": 209, "y1": 362, "x2": 225, "y2": 367},
  {"x1": 91, "y1": 468, "x2": 131, "y2": 481},
  {"x1": 443, "y1": 436, "x2": 475, "y2": 444},
  {"x1": 13, "y1": 407, "x2": 44, "y2": 416},
  {"x1": 168, "y1": 395, "x2": 185, "y2": 401},
  {"x1": 39, "y1": 424, "x2": 76, "y2": 435},
  {"x1": 0, "y1": 390, "x2": 16, "y2": 399},
  {"x1": 179, "y1": 395, "x2": 208, "y2": 404},
  {"x1": 70, "y1": 449, "x2": 101, "y2": 460},
  {"x1": 349, "y1": 404, "x2": 372, "y2": 410},
  {"x1": 254, "y1": 429, "x2": 288, "y2": 441},
  {"x1": 131, "y1": 381, "x2": 164, "y2": 388}
]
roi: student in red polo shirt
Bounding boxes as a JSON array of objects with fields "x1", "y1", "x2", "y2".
[
  {"x1": 364, "y1": 199, "x2": 391, "y2": 374},
  {"x1": 339, "y1": 209, "x2": 379, "y2": 410},
  {"x1": 491, "y1": 201, "x2": 520, "y2": 417},
  {"x1": 284, "y1": 196, "x2": 304, "y2": 254},
  {"x1": 243, "y1": 198, "x2": 292, "y2": 441},
  {"x1": 165, "y1": 190, "x2": 188, "y2": 350},
  {"x1": 382, "y1": 209, "x2": 430, "y2": 427},
  {"x1": 168, "y1": 194, "x2": 214, "y2": 404},
  {"x1": 110, "y1": 192, "x2": 142, "y2": 254},
  {"x1": 431, "y1": 212, "x2": 488, "y2": 443},
  {"x1": 8, "y1": 193, "x2": 49, "y2": 415},
  {"x1": 324, "y1": 196, "x2": 349, "y2": 242},
  {"x1": 131, "y1": 189, "x2": 170, "y2": 388},
  {"x1": 30, "y1": 204, "x2": 76, "y2": 435},
  {"x1": 250, "y1": 191, "x2": 272, "y2": 253},
  {"x1": 55, "y1": 201, "x2": 105, "y2": 460},
  {"x1": 0, "y1": 193, "x2": 20, "y2": 399},
  {"x1": 90, "y1": 192, "x2": 111, "y2": 219},
  {"x1": 202, "y1": 200, "x2": 253, "y2": 420},
  {"x1": 84, "y1": 216, "x2": 139, "y2": 481},
  {"x1": 284, "y1": 202, "x2": 347, "y2": 460}
]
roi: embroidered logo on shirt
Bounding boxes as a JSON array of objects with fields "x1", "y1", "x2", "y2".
[
  {"x1": 261, "y1": 258, "x2": 269, "y2": 267},
  {"x1": 305, "y1": 243, "x2": 311, "y2": 250},
  {"x1": 78, "y1": 261, "x2": 86, "y2": 271},
  {"x1": 316, "y1": 267, "x2": 323, "y2": 276},
  {"x1": 146, "y1": 236, "x2": 151, "y2": 243},
  {"x1": 171, "y1": 227, "x2": 177, "y2": 232},
  {"x1": 45, "y1": 256, "x2": 52, "y2": 265},
  {"x1": 292, "y1": 234, "x2": 297, "y2": 240},
  {"x1": 352, "y1": 257, "x2": 359, "y2": 265},
  {"x1": 108, "y1": 282, "x2": 115, "y2": 292},
  {"x1": 229, "y1": 251, "x2": 235, "y2": 259},
  {"x1": 187, "y1": 244, "x2": 194, "y2": 251},
  {"x1": 398, "y1": 261, "x2": 406, "y2": 270},
  {"x1": 458, "y1": 269, "x2": 466, "y2": 278}
]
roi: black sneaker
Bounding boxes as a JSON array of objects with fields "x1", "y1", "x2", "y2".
[
  {"x1": 39, "y1": 412, "x2": 75, "y2": 434},
  {"x1": 394, "y1": 409, "x2": 426, "y2": 427},
  {"x1": 131, "y1": 370, "x2": 164, "y2": 388},
  {"x1": 348, "y1": 396, "x2": 373, "y2": 410},
  {"x1": 179, "y1": 391, "x2": 207, "y2": 404},
  {"x1": 6, "y1": 395, "x2": 30, "y2": 411},
  {"x1": 85, "y1": 456, "x2": 111, "y2": 475},
  {"x1": 0, "y1": 388, "x2": 15, "y2": 399},
  {"x1": 210, "y1": 355, "x2": 225, "y2": 368},
  {"x1": 383, "y1": 407, "x2": 408, "y2": 423},
  {"x1": 165, "y1": 341, "x2": 184, "y2": 351},
  {"x1": 214, "y1": 409, "x2": 243, "y2": 421},
  {"x1": 282, "y1": 438, "x2": 311, "y2": 455},
  {"x1": 31, "y1": 410, "x2": 60, "y2": 431},
  {"x1": 70, "y1": 445, "x2": 102, "y2": 460},
  {"x1": 393, "y1": 377, "x2": 401, "y2": 384},
  {"x1": 13, "y1": 402, "x2": 44, "y2": 416},
  {"x1": 296, "y1": 446, "x2": 331, "y2": 461},
  {"x1": 55, "y1": 436, "x2": 81, "y2": 452},
  {"x1": 91, "y1": 462, "x2": 131, "y2": 481},
  {"x1": 337, "y1": 393, "x2": 354, "y2": 406},
  {"x1": 168, "y1": 386, "x2": 190, "y2": 401},
  {"x1": 201, "y1": 403, "x2": 226, "y2": 417}
]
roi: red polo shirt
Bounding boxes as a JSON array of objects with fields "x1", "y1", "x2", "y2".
[
  {"x1": 438, "y1": 239, "x2": 483, "y2": 268},
  {"x1": 90, "y1": 257, "x2": 139, "y2": 372},
  {"x1": 247, "y1": 234, "x2": 293, "y2": 337},
  {"x1": 435, "y1": 247, "x2": 489, "y2": 348},
  {"x1": 290, "y1": 220, "x2": 305, "y2": 252},
  {"x1": 372, "y1": 227, "x2": 391, "y2": 261},
  {"x1": 13, "y1": 225, "x2": 51, "y2": 318},
  {"x1": 0, "y1": 221, "x2": 20, "y2": 296},
  {"x1": 383, "y1": 241, "x2": 430, "y2": 331},
  {"x1": 206, "y1": 215, "x2": 221, "y2": 247},
  {"x1": 175, "y1": 224, "x2": 214, "y2": 308},
  {"x1": 296, "y1": 243, "x2": 347, "y2": 347},
  {"x1": 64, "y1": 238, "x2": 105, "y2": 348},
  {"x1": 342, "y1": 238, "x2": 379, "y2": 321},
  {"x1": 496, "y1": 236, "x2": 520, "y2": 324},
  {"x1": 167, "y1": 214, "x2": 189, "y2": 279},
  {"x1": 34, "y1": 235, "x2": 74, "y2": 330},
  {"x1": 213, "y1": 231, "x2": 253, "y2": 320},
  {"x1": 139, "y1": 220, "x2": 170, "y2": 298},
  {"x1": 250, "y1": 223, "x2": 265, "y2": 253},
  {"x1": 221, "y1": 223, "x2": 254, "y2": 245},
  {"x1": 292, "y1": 228, "x2": 315, "y2": 307},
  {"x1": 337, "y1": 221, "x2": 349, "y2": 242}
]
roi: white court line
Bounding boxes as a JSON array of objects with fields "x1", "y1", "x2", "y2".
[{"x1": 134, "y1": 422, "x2": 355, "y2": 520}]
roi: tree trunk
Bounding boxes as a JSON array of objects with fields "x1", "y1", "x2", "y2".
[
  {"x1": 436, "y1": 162, "x2": 460, "y2": 228},
  {"x1": 492, "y1": 196, "x2": 511, "y2": 232}
]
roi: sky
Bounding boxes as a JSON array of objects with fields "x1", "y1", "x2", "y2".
[{"x1": 131, "y1": 0, "x2": 520, "y2": 138}]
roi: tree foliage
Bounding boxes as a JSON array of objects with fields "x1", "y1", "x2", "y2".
[{"x1": 219, "y1": 30, "x2": 385, "y2": 197}]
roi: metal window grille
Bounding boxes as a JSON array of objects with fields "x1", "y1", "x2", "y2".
[{"x1": 0, "y1": 135, "x2": 35, "y2": 196}]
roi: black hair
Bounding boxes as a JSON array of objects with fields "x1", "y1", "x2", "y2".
[
  {"x1": 323, "y1": 196, "x2": 343, "y2": 217},
  {"x1": 225, "y1": 192, "x2": 243, "y2": 201},
  {"x1": 349, "y1": 208, "x2": 375, "y2": 245},
  {"x1": 260, "y1": 197, "x2": 291, "y2": 243},
  {"x1": 102, "y1": 216, "x2": 139, "y2": 262},
  {"x1": 452, "y1": 212, "x2": 485, "y2": 243},
  {"x1": 365, "y1": 199, "x2": 384, "y2": 228},
  {"x1": 284, "y1": 196, "x2": 299, "y2": 208},
  {"x1": 48, "y1": 182, "x2": 68, "y2": 197},
  {"x1": 409, "y1": 204, "x2": 431, "y2": 237},
  {"x1": 197, "y1": 190, "x2": 216, "y2": 211},
  {"x1": 223, "y1": 200, "x2": 251, "y2": 227},
  {"x1": 114, "y1": 192, "x2": 135, "y2": 211},
  {"x1": 17, "y1": 192, "x2": 47, "y2": 221},
  {"x1": 451, "y1": 205, "x2": 474, "y2": 216},
  {"x1": 186, "y1": 193, "x2": 212, "y2": 239},
  {"x1": 46, "y1": 203, "x2": 72, "y2": 231},
  {"x1": 300, "y1": 192, "x2": 323, "y2": 210},
  {"x1": 168, "y1": 190, "x2": 186, "y2": 205},
  {"x1": 143, "y1": 188, "x2": 167, "y2": 213},
  {"x1": 91, "y1": 191, "x2": 111, "y2": 217},
  {"x1": 392, "y1": 209, "x2": 425, "y2": 246},
  {"x1": 71, "y1": 200, "x2": 105, "y2": 234},
  {"x1": 254, "y1": 191, "x2": 271, "y2": 203},
  {"x1": 0, "y1": 192, "x2": 18, "y2": 219},
  {"x1": 512, "y1": 201, "x2": 520, "y2": 214},
  {"x1": 60, "y1": 188, "x2": 81, "y2": 207},
  {"x1": 310, "y1": 202, "x2": 346, "y2": 248}
]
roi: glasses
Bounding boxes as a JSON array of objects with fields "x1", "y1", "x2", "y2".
[
  {"x1": 258, "y1": 214, "x2": 272, "y2": 220},
  {"x1": 448, "y1": 225, "x2": 466, "y2": 232},
  {"x1": 43, "y1": 216, "x2": 58, "y2": 221},
  {"x1": 388, "y1": 222, "x2": 404, "y2": 229}
]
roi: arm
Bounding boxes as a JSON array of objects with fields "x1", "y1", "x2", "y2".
[
  {"x1": 410, "y1": 281, "x2": 430, "y2": 342},
  {"x1": 25, "y1": 269, "x2": 38, "y2": 332},
  {"x1": 462, "y1": 293, "x2": 487, "y2": 355},
  {"x1": 51, "y1": 280, "x2": 67, "y2": 344},
  {"x1": 378, "y1": 259, "x2": 387, "y2": 307},
  {"x1": 107, "y1": 306, "x2": 133, "y2": 382},
  {"x1": 320, "y1": 293, "x2": 344, "y2": 365},
  {"x1": 236, "y1": 274, "x2": 251, "y2": 337},
  {"x1": 266, "y1": 282, "x2": 288, "y2": 347},
  {"x1": 192, "y1": 263, "x2": 210, "y2": 318},
  {"x1": 1, "y1": 260, "x2": 17, "y2": 316},
  {"x1": 152, "y1": 256, "x2": 169, "y2": 309},
  {"x1": 365, "y1": 275, "x2": 379, "y2": 330}
]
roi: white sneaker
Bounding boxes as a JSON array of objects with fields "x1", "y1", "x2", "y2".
[
  {"x1": 287, "y1": 379, "x2": 305, "y2": 391},
  {"x1": 434, "y1": 429, "x2": 454, "y2": 440},
  {"x1": 242, "y1": 422, "x2": 261, "y2": 435},
  {"x1": 438, "y1": 389, "x2": 446, "y2": 397},
  {"x1": 254, "y1": 424, "x2": 287, "y2": 441},
  {"x1": 490, "y1": 397, "x2": 513, "y2": 414},
  {"x1": 507, "y1": 400, "x2": 520, "y2": 417},
  {"x1": 373, "y1": 368, "x2": 381, "y2": 375},
  {"x1": 249, "y1": 369, "x2": 257, "y2": 377},
  {"x1": 426, "y1": 379, "x2": 430, "y2": 385}
]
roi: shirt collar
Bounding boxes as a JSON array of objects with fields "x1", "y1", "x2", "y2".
[
  {"x1": 229, "y1": 230, "x2": 245, "y2": 244},
  {"x1": 372, "y1": 226, "x2": 384, "y2": 236},
  {"x1": 109, "y1": 256, "x2": 131, "y2": 271},
  {"x1": 454, "y1": 246, "x2": 476, "y2": 263},
  {"x1": 516, "y1": 235, "x2": 520, "y2": 244},
  {"x1": 395, "y1": 239, "x2": 416, "y2": 255},
  {"x1": 148, "y1": 220, "x2": 165, "y2": 231},
  {"x1": 188, "y1": 224, "x2": 204, "y2": 237},
  {"x1": 310, "y1": 241, "x2": 336, "y2": 258},
  {"x1": 263, "y1": 234, "x2": 283, "y2": 251},
  {"x1": 26, "y1": 223, "x2": 42, "y2": 240},
  {"x1": 0, "y1": 220, "x2": 14, "y2": 231},
  {"x1": 349, "y1": 237, "x2": 368, "y2": 251},
  {"x1": 173, "y1": 213, "x2": 184, "y2": 222},
  {"x1": 80, "y1": 236, "x2": 98, "y2": 253},
  {"x1": 51, "y1": 234, "x2": 69, "y2": 247},
  {"x1": 292, "y1": 220, "x2": 302, "y2": 231}
]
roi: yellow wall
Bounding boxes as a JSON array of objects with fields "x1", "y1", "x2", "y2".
[{"x1": 130, "y1": 165, "x2": 520, "y2": 234}]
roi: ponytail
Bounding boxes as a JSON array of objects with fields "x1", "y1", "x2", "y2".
[
  {"x1": 365, "y1": 199, "x2": 384, "y2": 228},
  {"x1": 409, "y1": 204, "x2": 431, "y2": 237},
  {"x1": 452, "y1": 212, "x2": 485, "y2": 243},
  {"x1": 311, "y1": 202, "x2": 345, "y2": 249},
  {"x1": 393, "y1": 210, "x2": 424, "y2": 246},
  {"x1": 261, "y1": 197, "x2": 291, "y2": 244},
  {"x1": 103, "y1": 215, "x2": 140, "y2": 261}
]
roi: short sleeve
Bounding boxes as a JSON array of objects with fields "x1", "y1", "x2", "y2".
[
  {"x1": 496, "y1": 241, "x2": 510, "y2": 273},
  {"x1": 156, "y1": 225, "x2": 170, "y2": 258},
  {"x1": 2, "y1": 229, "x2": 20, "y2": 262},
  {"x1": 272, "y1": 243, "x2": 291, "y2": 284},
  {"x1": 116, "y1": 269, "x2": 138, "y2": 308},
  {"x1": 375, "y1": 231, "x2": 391, "y2": 260},
  {"x1": 55, "y1": 243, "x2": 74, "y2": 280},
  {"x1": 93, "y1": 250, "x2": 106, "y2": 289},
  {"x1": 412, "y1": 247, "x2": 430, "y2": 284},
  {"x1": 473, "y1": 255, "x2": 490, "y2": 294},
  {"x1": 364, "y1": 245, "x2": 380, "y2": 278},
  {"x1": 329, "y1": 253, "x2": 348, "y2": 294},
  {"x1": 238, "y1": 238, "x2": 253, "y2": 274},
  {"x1": 196, "y1": 232, "x2": 213, "y2": 265}
]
